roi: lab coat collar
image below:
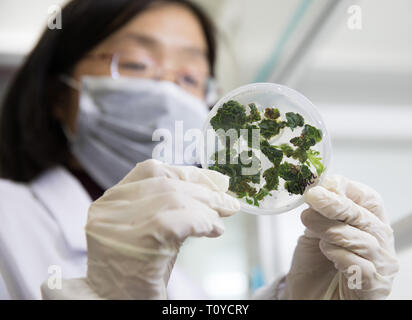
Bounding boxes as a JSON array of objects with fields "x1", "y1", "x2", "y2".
[{"x1": 29, "y1": 166, "x2": 91, "y2": 252}]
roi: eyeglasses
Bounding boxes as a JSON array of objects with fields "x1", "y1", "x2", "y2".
[{"x1": 84, "y1": 52, "x2": 212, "y2": 98}]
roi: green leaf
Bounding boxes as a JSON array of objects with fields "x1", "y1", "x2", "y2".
[
  {"x1": 264, "y1": 107, "x2": 280, "y2": 120},
  {"x1": 279, "y1": 144, "x2": 294, "y2": 157},
  {"x1": 258, "y1": 119, "x2": 284, "y2": 140},
  {"x1": 306, "y1": 149, "x2": 325, "y2": 176},
  {"x1": 210, "y1": 100, "x2": 247, "y2": 132},
  {"x1": 262, "y1": 167, "x2": 279, "y2": 191},
  {"x1": 285, "y1": 112, "x2": 304, "y2": 131},
  {"x1": 279, "y1": 162, "x2": 315, "y2": 195},
  {"x1": 260, "y1": 140, "x2": 283, "y2": 166},
  {"x1": 246, "y1": 103, "x2": 261, "y2": 123},
  {"x1": 302, "y1": 124, "x2": 322, "y2": 143}
]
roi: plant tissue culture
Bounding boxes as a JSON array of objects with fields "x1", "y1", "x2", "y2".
[{"x1": 208, "y1": 100, "x2": 325, "y2": 207}]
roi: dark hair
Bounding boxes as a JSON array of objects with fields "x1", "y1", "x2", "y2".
[{"x1": 0, "y1": 0, "x2": 216, "y2": 182}]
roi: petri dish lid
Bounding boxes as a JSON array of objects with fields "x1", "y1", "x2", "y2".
[{"x1": 200, "y1": 83, "x2": 332, "y2": 215}]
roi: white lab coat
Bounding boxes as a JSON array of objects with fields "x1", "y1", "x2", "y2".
[
  {"x1": 0, "y1": 166, "x2": 211, "y2": 300},
  {"x1": 0, "y1": 166, "x2": 89, "y2": 299}
]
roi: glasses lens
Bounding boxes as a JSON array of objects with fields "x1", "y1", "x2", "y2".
[
  {"x1": 115, "y1": 53, "x2": 154, "y2": 78},
  {"x1": 113, "y1": 52, "x2": 209, "y2": 95}
]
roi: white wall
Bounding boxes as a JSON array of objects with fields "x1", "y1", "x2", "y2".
[{"x1": 0, "y1": 0, "x2": 68, "y2": 55}]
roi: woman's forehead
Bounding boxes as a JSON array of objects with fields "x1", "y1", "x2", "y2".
[
  {"x1": 115, "y1": 32, "x2": 207, "y2": 60},
  {"x1": 100, "y1": 3, "x2": 208, "y2": 54}
]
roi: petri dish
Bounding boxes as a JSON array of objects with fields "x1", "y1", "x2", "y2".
[{"x1": 200, "y1": 83, "x2": 332, "y2": 215}]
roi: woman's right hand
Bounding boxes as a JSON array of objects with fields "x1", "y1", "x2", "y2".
[{"x1": 84, "y1": 159, "x2": 240, "y2": 299}]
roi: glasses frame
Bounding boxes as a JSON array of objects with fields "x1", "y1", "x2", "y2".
[{"x1": 79, "y1": 52, "x2": 220, "y2": 105}]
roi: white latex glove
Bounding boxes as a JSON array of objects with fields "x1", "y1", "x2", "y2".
[
  {"x1": 280, "y1": 175, "x2": 399, "y2": 300},
  {"x1": 42, "y1": 159, "x2": 240, "y2": 300}
]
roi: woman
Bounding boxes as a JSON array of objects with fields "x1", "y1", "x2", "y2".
[{"x1": 0, "y1": 0, "x2": 399, "y2": 300}]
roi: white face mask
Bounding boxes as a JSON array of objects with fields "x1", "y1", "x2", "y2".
[{"x1": 63, "y1": 76, "x2": 209, "y2": 189}]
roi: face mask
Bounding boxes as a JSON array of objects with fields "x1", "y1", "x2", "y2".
[{"x1": 63, "y1": 76, "x2": 209, "y2": 189}]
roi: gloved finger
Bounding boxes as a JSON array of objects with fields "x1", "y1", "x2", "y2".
[
  {"x1": 304, "y1": 186, "x2": 393, "y2": 245},
  {"x1": 303, "y1": 228, "x2": 319, "y2": 239},
  {"x1": 88, "y1": 189, "x2": 236, "y2": 233},
  {"x1": 117, "y1": 159, "x2": 230, "y2": 193},
  {"x1": 102, "y1": 177, "x2": 240, "y2": 217},
  {"x1": 321, "y1": 175, "x2": 387, "y2": 224},
  {"x1": 87, "y1": 194, "x2": 227, "y2": 249},
  {"x1": 301, "y1": 209, "x2": 395, "y2": 274},
  {"x1": 164, "y1": 252, "x2": 178, "y2": 284},
  {"x1": 154, "y1": 201, "x2": 227, "y2": 244},
  {"x1": 318, "y1": 240, "x2": 393, "y2": 299}
]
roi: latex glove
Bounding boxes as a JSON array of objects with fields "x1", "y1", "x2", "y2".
[
  {"x1": 43, "y1": 159, "x2": 240, "y2": 300},
  {"x1": 280, "y1": 175, "x2": 399, "y2": 300}
]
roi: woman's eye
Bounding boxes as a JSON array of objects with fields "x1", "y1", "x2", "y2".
[{"x1": 181, "y1": 75, "x2": 199, "y2": 87}]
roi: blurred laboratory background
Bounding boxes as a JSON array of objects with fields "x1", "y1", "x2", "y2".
[{"x1": 0, "y1": 0, "x2": 411, "y2": 299}]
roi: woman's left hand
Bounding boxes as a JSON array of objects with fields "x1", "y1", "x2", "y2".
[{"x1": 281, "y1": 175, "x2": 399, "y2": 299}]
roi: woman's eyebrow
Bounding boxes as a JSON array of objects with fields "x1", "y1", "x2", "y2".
[
  {"x1": 182, "y1": 46, "x2": 207, "y2": 59},
  {"x1": 125, "y1": 32, "x2": 158, "y2": 47},
  {"x1": 123, "y1": 32, "x2": 207, "y2": 58}
]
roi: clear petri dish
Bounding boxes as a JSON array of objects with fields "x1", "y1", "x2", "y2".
[{"x1": 200, "y1": 82, "x2": 332, "y2": 215}]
